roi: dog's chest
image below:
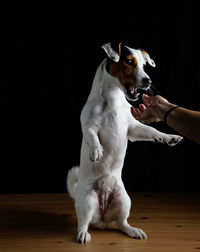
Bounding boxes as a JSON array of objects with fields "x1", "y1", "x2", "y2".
[
  {"x1": 99, "y1": 107, "x2": 129, "y2": 148},
  {"x1": 102, "y1": 109, "x2": 127, "y2": 131}
]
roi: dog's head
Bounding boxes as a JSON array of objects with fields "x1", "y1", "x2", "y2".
[{"x1": 101, "y1": 43, "x2": 156, "y2": 101}]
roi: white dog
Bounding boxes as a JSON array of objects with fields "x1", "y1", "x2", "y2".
[{"x1": 67, "y1": 43, "x2": 183, "y2": 244}]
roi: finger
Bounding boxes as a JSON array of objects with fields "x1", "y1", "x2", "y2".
[
  {"x1": 130, "y1": 107, "x2": 139, "y2": 117},
  {"x1": 139, "y1": 103, "x2": 146, "y2": 112},
  {"x1": 142, "y1": 94, "x2": 151, "y2": 107},
  {"x1": 135, "y1": 108, "x2": 142, "y2": 116},
  {"x1": 131, "y1": 107, "x2": 142, "y2": 120}
]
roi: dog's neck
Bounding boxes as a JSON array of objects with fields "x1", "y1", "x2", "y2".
[
  {"x1": 105, "y1": 59, "x2": 112, "y2": 74},
  {"x1": 88, "y1": 59, "x2": 126, "y2": 105}
]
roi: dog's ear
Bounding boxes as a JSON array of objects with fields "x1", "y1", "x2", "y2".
[
  {"x1": 101, "y1": 43, "x2": 122, "y2": 62},
  {"x1": 141, "y1": 50, "x2": 156, "y2": 67}
]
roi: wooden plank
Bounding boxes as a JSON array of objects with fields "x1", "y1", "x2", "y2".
[{"x1": 0, "y1": 193, "x2": 200, "y2": 252}]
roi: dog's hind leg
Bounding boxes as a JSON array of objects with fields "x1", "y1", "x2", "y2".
[
  {"x1": 75, "y1": 189, "x2": 98, "y2": 244},
  {"x1": 109, "y1": 188, "x2": 147, "y2": 239}
]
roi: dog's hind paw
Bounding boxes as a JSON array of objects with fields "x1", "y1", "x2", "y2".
[
  {"x1": 124, "y1": 227, "x2": 147, "y2": 240},
  {"x1": 77, "y1": 231, "x2": 91, "y2": 244},
  {"x1": 90, "y1": 145, "x2": 103, "y2": 162}
]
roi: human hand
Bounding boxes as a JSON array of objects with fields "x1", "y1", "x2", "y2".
[{"x1": 130, "y1": 94, "x2": 171, "y2": 124}]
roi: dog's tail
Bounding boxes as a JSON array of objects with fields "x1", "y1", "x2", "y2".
[{"x1": 66, "y1": 166, "x2": 80, "y2": 200}]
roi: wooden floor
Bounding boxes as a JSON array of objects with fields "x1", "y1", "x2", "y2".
[{"x1": 0, "y1": 193, "x2": 200, "y2": 252}]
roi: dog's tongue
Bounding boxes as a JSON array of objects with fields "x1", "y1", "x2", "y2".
[{"x1": 130, "y1": 85, "x2": 135, "y2": 94}]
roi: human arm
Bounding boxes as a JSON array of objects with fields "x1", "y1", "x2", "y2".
[{"x1": 131, "y1": 94, "x2": 200, "y2": 144}]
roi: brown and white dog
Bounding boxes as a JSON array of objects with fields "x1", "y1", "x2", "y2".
[{"x1": 67, "y1": 43, "x2": 183, "y2": 244}]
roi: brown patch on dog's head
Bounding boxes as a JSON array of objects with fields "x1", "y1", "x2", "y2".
[
  {"x1": 141, "y1": 49, "x2": 156, "y2": 67},
  {"x1": 109, "y1": 54, "x2": 138, "y2": 88},
  {"x1": 141, "y1": 49, "x2": 148, "y2": 57},
  {"x1": 108, "y1": 54, "x2": 140, "y2": 101}
]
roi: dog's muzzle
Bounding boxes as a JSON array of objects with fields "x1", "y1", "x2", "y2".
[
  {"x1": 142, "y1": 78, "x2": 152, "y2": 88},
  {"x1": 125, "y1": 80, "x2": 151, "y2": 101}
]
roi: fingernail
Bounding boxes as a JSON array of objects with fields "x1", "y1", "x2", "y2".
[{"x1": 142, "y1": 94, "x2": 148, "y2": 98}]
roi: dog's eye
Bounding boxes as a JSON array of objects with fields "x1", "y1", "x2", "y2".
[{"x1": 125, "y1": 59, "x2": 135, "y2": 66}]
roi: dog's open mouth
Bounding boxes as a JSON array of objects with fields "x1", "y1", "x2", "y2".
[{"x1": 125, "y1": 82, "x2": 140, "y2": 101}]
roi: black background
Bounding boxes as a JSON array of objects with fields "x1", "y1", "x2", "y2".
[{"x1": 3, "y1": 0, "x2": 200, "y2": 194}]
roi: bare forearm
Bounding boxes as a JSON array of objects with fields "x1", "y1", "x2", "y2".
[
  {"x1": 149, "y1": 99, "x2": 200, "y2": 143},
  {"x1": 164, "y1": 107, "x2": 200, "y2": 144}
]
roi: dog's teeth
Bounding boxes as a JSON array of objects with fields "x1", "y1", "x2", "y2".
[{"x1": 136, "y1": 93, "x2": 140, "y2": 97}]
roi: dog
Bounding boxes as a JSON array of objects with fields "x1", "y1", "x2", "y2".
[{"x1": 67, "y1": 43, "x2": 183, "y2": 244}]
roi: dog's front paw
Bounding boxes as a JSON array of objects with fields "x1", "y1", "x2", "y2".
[
  {"x1": 90, "y1": 145, "x2": 103, "y2": 162},
  {"x1": 154, "y1": 134, "x2": 183, "y2": 146},
  {"x1": 77, "y1": 231, "x2": 91, "y2": 244},
  {"x1": 165, "y1": 134, "x2": 183, "y2": 146},
  {"x1": 163, "y1": 134, "x2": 183, "y2": 146}
]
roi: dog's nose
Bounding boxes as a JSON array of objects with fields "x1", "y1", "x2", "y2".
[{"x1": 142, "y1": 78, "x2": 152, "y2": 87}]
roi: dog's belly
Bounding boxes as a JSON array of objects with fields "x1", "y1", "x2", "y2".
[{"x1": 91, "y1": 175, "x2": 124, "y2": 223}]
